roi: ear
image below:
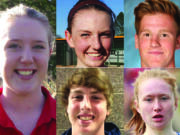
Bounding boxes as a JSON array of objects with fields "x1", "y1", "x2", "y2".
[
  {"x1": 174, "y1": 97, "x2": 178, "y2": 110},
  {"x1": 49, "y1": 48, "x2": 52, "y2": 56},
  {"x1": 135, "y1": 34, "x2": 139, "y2": 49},
  {"x1": 175, "y1": 35, "x2": 180, "y2": 50},
  {"x1": 134, "y1": 99, "x2": 140, "y2": 113},
  {"x1": 65, "y1": 30, "x2": 75, "y2": 48},
  {"x1": 106, "y1": 108, "x2": 110, "y2": 116}
]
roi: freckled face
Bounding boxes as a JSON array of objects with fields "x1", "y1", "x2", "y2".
[
  {"x1": 136, "y1": 78, "x2": 177, "y2": 130},
  {"x1": 135, "y1": 13, "x2": 180, "y2": 68},
  {"x1": 66, "y1": 9, "x2": 113, "y2": 67},
  {"x1": 0, "y1": 17, "x2": 50, "y2": 95},
  {"x1": 67, "y1": 86, "x2": 109, "y2": 135}
]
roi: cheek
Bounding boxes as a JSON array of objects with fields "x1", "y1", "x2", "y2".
[
  {"x1": 73, "y1": 39, "x2": 89, "y2": 53},
  {"x1": 164, "y1": 102, "x2": 175, "y2": 118},
  {"x1": 138, "y1": 104, "x2": 151, "y2": 121},
  {"x1": 67, "y1": 102, "x2": 80, "y2": 116},
  {"x1": 36, "y1": 54, "x2": 49, "y2": 67},
  {"x1": 139, "y1": 40, "x2": 149, "y2": 51},
  {"x1": 161, "y1": 40, "x2": 175, "y2": 53},
  {"x1": 101, "y1": 38, "x2": 112, "y2": 51},
  {"x1": 94, "y1": 102, "x2": 108, "y2": 114}
]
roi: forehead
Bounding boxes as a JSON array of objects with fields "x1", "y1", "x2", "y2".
[
  {"x1": 70, "y1": 86, "x2": 101, "y2": 93},
  {"x1": 71, "y1": 8, "x2": 111, "y2": 31},
  {"x1": 138, "y1": 78, "x2": 173, "y2": 97},
  {"x1": 0, "y1": 16, "x2": 48, "y2": 42},
  {"x1": 139, "y1": 13, "x2": 178, "y2": 32}
]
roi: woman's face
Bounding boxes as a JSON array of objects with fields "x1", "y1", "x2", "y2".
[
  {"x1": 136, "y1": 78, "x2": 177, "y2": 130},
  {"x1": 65, "y1": 9, "x2": 113, "y2": 67},
  {"x1": 0, "y1": 16, "x2": 50, "y2": 94},
  {"x1": 67, "y1": 86, "x2": 109, "y2": 134}
]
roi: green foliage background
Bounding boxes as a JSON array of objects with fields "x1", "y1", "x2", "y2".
[
  {"x1": 114, "y1": 12, "x2": 124, "y2": 36},
  {"x1": 0, "y1": 0, "x2": 56, "y2": 34}
]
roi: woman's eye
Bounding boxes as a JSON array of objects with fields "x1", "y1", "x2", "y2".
[
  {"x1": 160, "y1": 96, "x2": 169, "y2": 101},
  {"x1": 8, "y1": 43, "x2": 20, "y2": 49},
  {"x1": 101, "y1": 33, "x2": 111, "y2": 38},
  {"x1": 145, "y1": 98, "x2": 152, "y2": 102},
  {"x1": 33, "y1": 45, "x2": 45, "y2": 49}
]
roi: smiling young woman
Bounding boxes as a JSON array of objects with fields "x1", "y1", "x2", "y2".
[
  {"x1": 65, "y1": 0, "x2": 115, "y2": 67},
  {"x1": 0, "y1": 4, "x2": 55, "y2": 135}
]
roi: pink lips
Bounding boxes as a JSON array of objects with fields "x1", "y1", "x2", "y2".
[
  {"x1": 77, "y1": 114, "x2": 95, "y2": 125},
  {"x1": 148, "y1": 51, "x2": 163, "y2": 55},
  {"x1": 86, "y1": 52, "x2": 103, "y2": 60},
  {"x1": 152, "y1": 114, "x2": 164, "y2": 122},
  {"x1": 15, "y1": 69, "x2": 36, "y2": 80}
]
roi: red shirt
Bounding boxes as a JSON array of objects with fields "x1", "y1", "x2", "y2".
[{"x1": 0, "y1": 87, "x2": 56, "y2": 135}]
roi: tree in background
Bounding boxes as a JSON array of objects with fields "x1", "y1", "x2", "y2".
[
  {"x1": 114, "y1": 12, "x2": 124, "y2": 36},
  {"x1": 0, "y1": 0, "x2": 56, "y2": 34}
]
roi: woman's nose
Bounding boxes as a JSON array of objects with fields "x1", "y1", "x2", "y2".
[
  {"x1": 20, "y1": 47, "x2": 34, "y2": 64},
  {"x1": 153, "y1": 99, "x2": 162, "y2": 112},
  {"x1": 91, "y1": 35, "x2": 101, "y2": 50}
]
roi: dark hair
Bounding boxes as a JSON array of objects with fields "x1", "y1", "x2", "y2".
[
  {"x1": 134, "y1": 0, "x2": 180, "y2": 36},
  {"x1": 67, "y1": 0, "x2": 116, "y2": 33}
]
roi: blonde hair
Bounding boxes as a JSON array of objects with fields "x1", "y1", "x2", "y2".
[
  {"x1": 125, "y1": 69, "x2": 178, "y2": 135},
  {"x1": 0, "y1": 4, "x2": 54, "y2": 49},
  {"x1": 60, "y1": 68, "x2": 113, "y2": 111}
]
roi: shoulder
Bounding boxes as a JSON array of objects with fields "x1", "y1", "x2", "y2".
[
  {"x1": 41, "y1": 86, "x2": 56, "y2": 103},
  {"x1": 62, "y1": 128, "x2": 72, "y2": 135},
  {"x1": 105, "y1": 122, "x2": 121, "y2": 135},
  {"x1": 40, "y1": 86, "x2": 56, "y2": 119}
]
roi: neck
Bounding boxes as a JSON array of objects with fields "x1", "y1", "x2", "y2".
[
  {"x1": 0, "y1": 85, "x2": 45, "y2": 113},
  {"x1": 144, "y1": 123, "x2": 176, "y2": 135},
  {"x1": 141, "y1": 61, "x2": 175, "y2": 68},
  {"x1": 72, "y1": 124, "x2": 105, "y2": 135},
  {"x1": 76, "y1": 61, "x2": 104, "y2": 67}
]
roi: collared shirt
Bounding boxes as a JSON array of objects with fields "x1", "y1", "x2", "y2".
[{"x1": 0, "y1": 86, "x2": 56, "y2": 135}]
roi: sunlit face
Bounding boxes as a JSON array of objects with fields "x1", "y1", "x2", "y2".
[
  {"x1": 67, "y1": 86, "x2": 109, "y2": 135},
  {"x1": 0, "y1": 16, "x2": 50, "y2": 95},
  {"x1": 135, "y1": 13, "x2": 180, "y2": 68},
  {"x1": 65, "y1": 9, "x2": 113, "y2": 67},
  {"x1": 136, "y1": 78, "x2": 177, "y2": 130}
]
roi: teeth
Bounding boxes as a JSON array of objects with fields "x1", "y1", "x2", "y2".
[
  {"x1": 87, "y1": 53, "x2": 101, "y2": 57},
  {"x1": 18, "y1": 71, "x2": 33, "y2": 76},
  {"x1": 80, "y1": 116, "x2": 93, "y2": 121}
]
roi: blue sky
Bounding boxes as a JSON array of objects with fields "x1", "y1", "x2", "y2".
[{"x1": 56, "y1": 0, "x2": 124, "y2": 38}]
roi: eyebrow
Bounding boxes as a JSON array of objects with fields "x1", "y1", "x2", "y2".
[
  {"x1": 139, "y1": 28, "x2": 174, "y2": 34},
  {"x1": 9, "y1": 39, "x2": 48, "y2": 43},
  {"x1": 70, "y1": 89, "x2": 100, "y2": 94},
  {"x1": 78, "y1": 29, "x2": 111, "y2": 33},
  {"x1": 143, "y1": 93, "x2": 170, "y2": 98}
]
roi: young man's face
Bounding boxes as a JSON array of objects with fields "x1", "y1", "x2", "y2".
[
  {"x1": 67, "y1": 86, "x2": 109, "y2": 135},
  {"x1": 135, "y1": 13, "x2": 180, "y2": 68}
]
